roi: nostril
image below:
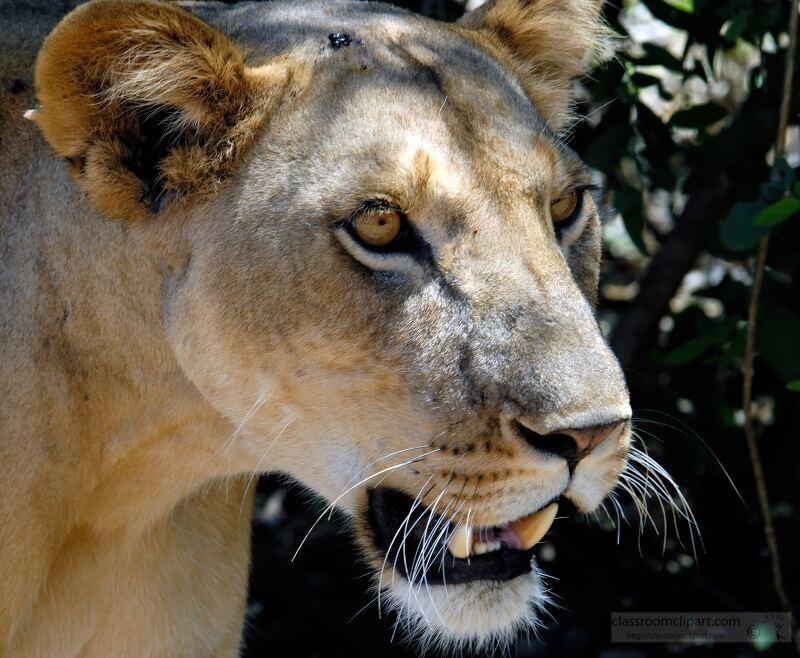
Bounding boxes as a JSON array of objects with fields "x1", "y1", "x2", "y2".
[{"x1": 511, "y1": 420, "x2": 578, "y2": 462}]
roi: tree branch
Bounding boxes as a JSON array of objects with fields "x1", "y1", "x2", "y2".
[
  {"x1": 611, "y1": 91, "x2": 799, "y2": 370},
  {"x1": 611, "y1": 174, "x2": 734, "y2": 369},
  {"x1": 743, "y1": 0, "x2": 800, "y2": 651}
]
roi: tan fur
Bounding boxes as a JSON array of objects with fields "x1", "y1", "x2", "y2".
[
  {"x1": 34, "y1": 0, "x2": 298, "y2": 220},
  {"x1": 2, "y1": 1, "x2": 628, "y2": 655},
  {"x1": 458, "y1": 0, "x2": 609, "y2": 130}
]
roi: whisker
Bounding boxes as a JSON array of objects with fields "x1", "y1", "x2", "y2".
[
  {"x1": 291, "y1": 448, "x2": 440, "y2": 562},
  {"x1": 558, "y1": 98, "x2": 615, "y2": 144},
  {"x1": 340, "y1": 444, "x2": 433, "y2": 493},
  {"x1": 415, "y1": 486, "x2": 452, "y2": 628},
  {"x1": 410, "y1": 481, "x2": 449, "y2": 584},
  {"x1": 635, "y1": 411, "x2": 745, "y2": 506},
  {"x1": 395, "y1": 484, "x2": 437, "y2": 627},
  {"x1": 607, "y1": 433, "x2": 703, "y2": 561},
  {"x1": 347, "y1": 591, "x2": 381, "y2": 625},
  {"x1": 204, "y1": 382, "x2": 273, "y2": 491},
  {"x1": 239, "y1": 415, "x2": 294, "y2": 519},
  {"x1": 379, "y1": 476, "x2": 436, "y2": 616}
]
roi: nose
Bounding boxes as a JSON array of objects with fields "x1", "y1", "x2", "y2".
[{"x1": 512, "y1": 419, "x2": 627, "y2": 468}]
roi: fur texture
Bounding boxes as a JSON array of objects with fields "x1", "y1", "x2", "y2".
[
  {"x1": 2, "y1": 1, "x2": 628, "y2": 655},
  {"x1": 458, "y1": 0, "x2": 610, "y2": 129},
  {"x1": 34, "y1": 0, "x2": 298, "y2": 220}
]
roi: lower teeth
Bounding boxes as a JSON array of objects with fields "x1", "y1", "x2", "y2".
[
  {"x1": 446, "y1": 503, "x2": 559, "y2": 559},
  {"x1": 473, "y1": 541, "x2": 501, "y2": 555}
]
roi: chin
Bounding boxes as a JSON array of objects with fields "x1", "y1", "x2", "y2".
[{"x1": 381, "y1": 568, "x2": 549, "y2": 654}]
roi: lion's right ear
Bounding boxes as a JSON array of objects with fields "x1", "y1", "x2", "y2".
[
  {"x1": 32, "y1": 0, "x2": 293, "y2": 221},
  {"x1": 458, "y1": 0, "x2": 609, "y2": 131}
]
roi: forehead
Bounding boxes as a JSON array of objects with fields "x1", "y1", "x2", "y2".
[
  {"x1": 197, "y1": 0, "x2": 539, "y2": 126},
  {"x1": 197, "y1": 0, "x2": 586, "y2": 194}
]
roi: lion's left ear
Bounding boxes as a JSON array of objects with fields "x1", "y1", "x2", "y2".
[
  {"x1": 459, "y1": 0, "x2": 608, "y2": 130},
  {"x1": 32, "y1": 0, "x2": 296, "y2": 221}
]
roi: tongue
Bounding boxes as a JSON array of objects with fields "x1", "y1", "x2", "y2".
[{"x1": 447, "y1": 503, "x2": 559, "y2": 559}]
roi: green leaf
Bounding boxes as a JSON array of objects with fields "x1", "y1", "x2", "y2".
[
  {"x1": 638, "y1": 0, "x2": 695, "y2": 30},
  {"x1": 723, "y1": 13, "x2": 750, "y2": 42},
  {"x1": 669, "y1": 102, "x2": 728, "y2": 129},
  {"x1": 757, "y1": 306, "x2": 800, "y2": 383},
  {"x1": 631, "y1": 72, "x2": 661, "y2": 88},
  {"x1": 787, "y1": 380, "x2": 800, "y2": 392},
  {"x1": 663, "y1": 319, "x2": 737, "y2": 366},
  {"x1": 636, "y1": 44, "x2": 685, "y2": 72},
  {"x1": 721, "y1": 201, "x2": 770, "y2": 251},
  {"x1": 583, "y1": 122, "x2": 632, "y2": 172},
  {"x1": 755, "y1": 198, "x2": 800, "y2": 227},
  {"x1": 613, "y1": 185, "x2": 647, "y2": 254},
  {"x1": 664, "y1": 334, "x2": 717, "y2": 366},
  {"x1": 634, "y1": 102, "x2": 677, "y2": 188},
  {"x1": 664, "y1": 0, "x2": 694, "y2": 13},
  {"x1": 772, "y1": 157, "x2": 796, "y2": 189},
  {"x1": 759, "y1": 178, "x2": 788, "y2": 204}
]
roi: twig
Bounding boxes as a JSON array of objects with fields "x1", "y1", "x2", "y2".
[
  {"x1": 611, "y1": 175, "x2": 735, "y2": 368},
  {"x1": 742, "y1": 0, "x2": 799, "y2": 651},
  {"x1": 777, "y1": 0, "x2": 800, "y2": 152},
  {"x1": 610, "y1": 94, "x2": 795, "y2": 368}
]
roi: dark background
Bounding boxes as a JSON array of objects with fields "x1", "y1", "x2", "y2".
[{"x1": 240, "y1": 1, "x2": 800, "y2": 656}]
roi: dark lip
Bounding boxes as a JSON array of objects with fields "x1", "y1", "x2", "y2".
[{"x1": 366, "y1": 488, "x2": 540, "y2": 585}]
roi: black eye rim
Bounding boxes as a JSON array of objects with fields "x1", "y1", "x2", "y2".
[{"x1": 551, "y1": 187, "x2": 593, "y2": 237}]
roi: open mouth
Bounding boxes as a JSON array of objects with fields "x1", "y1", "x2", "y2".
[{"x1": 367, "y1": 488, "x2": 559, "y2": 585}]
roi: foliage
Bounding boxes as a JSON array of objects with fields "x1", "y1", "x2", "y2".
[{"x1": 563, "y1": 1, "x2": 800, "y2": 656}]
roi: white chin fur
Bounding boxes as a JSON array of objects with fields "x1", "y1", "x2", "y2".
[{"x1": 378, "y1": 566, "x2": 549, "y2": 654}]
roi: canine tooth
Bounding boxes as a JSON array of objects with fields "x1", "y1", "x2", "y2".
[
  {"x1": 511, "y1": 503, "x2": 558, "y2": 550},
  {"x1": 447, "y1": 524, "x2": 472, "y2": 559},
  {"x1": 474, "y1": 543, "x2": 489, "y2": 555}
]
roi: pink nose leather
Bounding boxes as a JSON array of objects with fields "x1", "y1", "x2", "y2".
[{"x1": 561, "y1": 421, "x2": 626, "y2": 458}]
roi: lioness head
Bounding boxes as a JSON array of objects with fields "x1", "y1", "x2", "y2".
[{"x1": 32, "y1": 0, "x2": 629, "y2": 648}]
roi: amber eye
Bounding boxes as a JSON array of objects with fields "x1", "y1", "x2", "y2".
[
  {"x1": 351, "y1": 209, "x2": 403, "y2": 247},
  {"x1": 550, "y1": 189, "x2": 579, "y2": 224}
]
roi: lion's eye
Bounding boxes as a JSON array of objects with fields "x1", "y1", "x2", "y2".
[
  {"x1": 550, "y1": 189, "x2": 579, "y2": 225},
  {"x1": 352, "y1": 209, "x2": 403, "y2": 247},
  {"x1": 335, "y1": 201, "x2": 431, "y2": 270},
  {"x1": 349, "y1": 206, "x2": 406, "y2": 250}
]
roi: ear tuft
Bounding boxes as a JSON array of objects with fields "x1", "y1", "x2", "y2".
[
  {"x1": 34, "y1": 0, "x2": 291, "y2": 220},
  {"x1": 460, "y1": 0, "x2": 612, "y2": 131}
]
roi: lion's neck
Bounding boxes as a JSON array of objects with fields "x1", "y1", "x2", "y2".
[{"x1": 2, "y1": 145, "x2": 245, "y2": 535}]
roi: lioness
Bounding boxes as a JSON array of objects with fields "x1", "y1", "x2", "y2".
[{"x1": 1, "y1": 0, "x2": 633, "y2": 654}]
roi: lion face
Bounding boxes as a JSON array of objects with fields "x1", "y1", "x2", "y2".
[
  {"x1": 33, "y1": 0, "x2": 627, "y2": 648},
  {"x1": 163, "y1": 9, "x2": 629, "y2": 647}
]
